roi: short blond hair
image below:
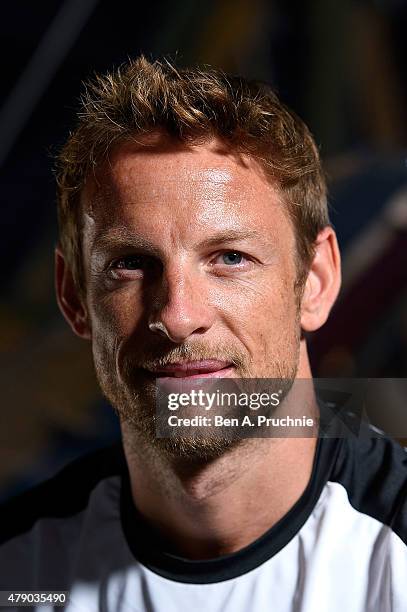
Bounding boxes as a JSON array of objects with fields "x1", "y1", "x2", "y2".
[{"x1": 55, "y1": 56, "x2": 329, "y2": 294}]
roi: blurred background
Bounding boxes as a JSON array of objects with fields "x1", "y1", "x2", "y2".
[{"x1": 1, "y1": 0, "x2": 406, "y2": 501}]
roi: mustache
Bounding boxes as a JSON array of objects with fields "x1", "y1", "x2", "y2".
[{"x1": 122, "y1": 342, "x2": 247, "y2": 371}]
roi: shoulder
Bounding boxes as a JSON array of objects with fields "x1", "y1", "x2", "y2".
[
  {"x1": 329, "y1": 426, "x2": 407, "y2": 544},
  {"x1": 0, "y1": 442, "x2": 126, "y2": 546}
]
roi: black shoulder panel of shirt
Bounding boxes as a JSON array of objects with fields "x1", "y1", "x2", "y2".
[
  {"x1": 329, "y1": 427, "x2": 407, "y2": 545},
  {"x1": 0, "y1": 442, "x2": 127, "y2": 546}
]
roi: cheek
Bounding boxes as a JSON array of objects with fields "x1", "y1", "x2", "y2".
[
  {"x1": 88, "y1": 286, "x2": 145, "y2": 339},
  {"x1": 218, "y1": 276, "x2": 298, "y2": 355},
  {"x1": 87, "y1": 289, "x2": 145, "y2": 377}
]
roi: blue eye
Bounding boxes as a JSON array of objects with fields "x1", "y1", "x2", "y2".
[{"x1": 222, "y1": 252, "x2": 243, "y2": 265}]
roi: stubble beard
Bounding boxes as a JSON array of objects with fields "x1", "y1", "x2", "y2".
[{"x1": 93, "y1": 315, "x2": 302, "y2": 462}]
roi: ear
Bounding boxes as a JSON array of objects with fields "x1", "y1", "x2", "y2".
[
  {"x1": 300, "y1": 226, "x2": 341, "y2": 332},
  {"x1": 55, "y1": 246, "x2": 91, "y2": 340}
]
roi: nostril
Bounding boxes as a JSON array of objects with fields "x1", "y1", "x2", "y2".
[{"x1": 148, "y1": 321, "x2": 169, "y2": 337}]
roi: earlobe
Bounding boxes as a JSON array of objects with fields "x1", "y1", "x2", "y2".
[
  {"x1": 55, "y1": 246, "x2": 91, "y2": 340},
  {"x1": 300, "y1": 227, "x2": 341, "y2": 333}
]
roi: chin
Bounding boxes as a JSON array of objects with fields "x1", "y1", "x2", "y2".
[
  {"x1": 153, "y1": 435, "x2": 241, "y2": 462},
  {"x1": 121, "y1": 409, "x2": 241, "y2": 462}
]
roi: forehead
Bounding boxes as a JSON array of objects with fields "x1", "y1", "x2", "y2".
[{"x1": 81, "y1": 136, "x2": 293, "y2": 247}]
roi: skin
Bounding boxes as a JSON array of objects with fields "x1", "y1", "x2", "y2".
[{"x1": 55, "y1": 134, "x2": 341, "y2": 559}]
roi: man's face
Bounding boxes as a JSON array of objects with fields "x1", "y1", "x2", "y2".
[{"x1": 81, "y1": 136, "x2": 302, "y2": 458}]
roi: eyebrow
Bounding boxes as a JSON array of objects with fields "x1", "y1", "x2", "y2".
[
  {"x1": 196, "y1": 229, "x2": 266, "y2": 249},
  {"x1": 93, "y1": 227, "x2": 161, "y2": 255},
  {"x1": 93, "y1": 227, "x2": 268, "y2": 254}
]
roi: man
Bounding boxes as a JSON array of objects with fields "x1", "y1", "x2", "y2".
[{"x1": 0, "y1": 56, "x2": 406, "y2": 611}]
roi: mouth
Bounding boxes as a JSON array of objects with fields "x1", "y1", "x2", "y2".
[{"x1": 144, "y1": 360, "x2": 235, "y2": 379}]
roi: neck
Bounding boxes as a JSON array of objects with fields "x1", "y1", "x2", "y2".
[{"x1": 121, "y1": 342, "x2": 318, "y2": 559}]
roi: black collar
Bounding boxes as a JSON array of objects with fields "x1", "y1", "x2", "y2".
[{"x1": 120, "y1": 410, "x2": 342, "y2": 584}]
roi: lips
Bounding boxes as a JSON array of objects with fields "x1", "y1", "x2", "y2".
[{"x1": 146, "y1": 360, "x2": 234, "y2": 379}]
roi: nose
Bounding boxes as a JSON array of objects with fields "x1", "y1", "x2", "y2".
[{"x1": 147, "y1": 265, "x2": 215, "y2": 344}]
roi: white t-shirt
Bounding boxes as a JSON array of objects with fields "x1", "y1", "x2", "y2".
[{"x1": 1, "y1": 412, "x2": 406, "y2": 611}]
